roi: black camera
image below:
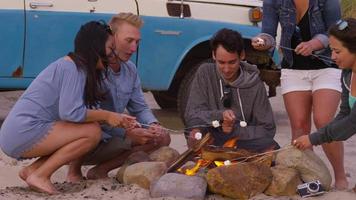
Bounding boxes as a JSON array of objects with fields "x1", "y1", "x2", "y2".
[{"x1": 297, "y1": 180, "x2": 325, "y2": 198}]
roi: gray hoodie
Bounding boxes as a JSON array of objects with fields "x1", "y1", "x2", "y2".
[
  {"x1": 184, "y1": 61, "x2": 277, "y2": 149},
  {"x1": 310, "y1": 69, "x2": 356, "y2": 145}
]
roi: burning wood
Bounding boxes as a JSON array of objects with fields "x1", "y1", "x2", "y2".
[
  {"x1": 167, "y1": 133, "x2": 212, "y2": 173},
  {"x1": 223, "y1": 137, "x2": 239, "y2": 148},
  {"x1": 201, "y1": 145, "x2": 254, "y2": 161},
  {"x1": 169, "y1": 134, "x2": 274, "y2": 176}
]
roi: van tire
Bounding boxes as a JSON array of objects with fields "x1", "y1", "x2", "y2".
[{"x1": 152, "y1": 91, "x2": 177, "y2": 109}]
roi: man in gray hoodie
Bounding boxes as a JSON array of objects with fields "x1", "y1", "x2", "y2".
[{"x1": 184, "y1": 28, "x2": 279, "y2": 152}]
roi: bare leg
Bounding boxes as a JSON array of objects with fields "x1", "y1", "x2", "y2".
[
  {"x1": 313, "y1": 89, "x2": 348, "y2": 190},
  {"x1": 19, "y1": 156, "x2": 49, "y2": 181},
  {"x1": 283, "y1": 91, "x2": 313, "y2": 141},
  {"x1": 21, "y1": 122, "x2": 101, "y2": 194}
]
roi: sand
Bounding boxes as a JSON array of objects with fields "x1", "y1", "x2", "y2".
[{"x1": 0, "y1": 90, "x2": 355, "y2": 200}]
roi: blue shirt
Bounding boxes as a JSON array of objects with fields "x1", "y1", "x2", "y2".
[
  {"x1": 261, "y1": 0, "x2": 341, "y2": 68},
  {"x1": 100, "y1": 61, "x2": 157, "y2": 139}
]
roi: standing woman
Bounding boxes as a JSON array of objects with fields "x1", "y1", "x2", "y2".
[
  {"x1": 252, "y1": 0, "x2": 348, "y2": 189},
  {"x1": 0, "y1": 21, "x2": 136, "y2": 194},
  {"x1": 294, "y1": 18, "x2": 356, "y2": 161}
]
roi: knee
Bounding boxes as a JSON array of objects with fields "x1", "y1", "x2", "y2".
[
  {"x1": 291, "y1": 119, "x2": 309, "y2": 129},
  {"x1": 313, "y1": 117, "x2": 330, "y2": 129},
  {"x1": 84, "y1": 122, "x2": 102, "y2": 145}
]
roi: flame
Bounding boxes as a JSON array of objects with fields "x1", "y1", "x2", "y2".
[
  {"x1": 179, "y1": 159, "x2": 212, "y2": 176},
  {"x1": 214, "y1": 161, "x2": 225, "y2": 167},
  {"x1": 223, "y1": 137, "x2": 239, "y2": 148}
]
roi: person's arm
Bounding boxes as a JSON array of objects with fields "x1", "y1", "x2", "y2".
[
  {"x1": 126, "y1": 65, "x2": 157, "y2": 125},
  {"x1": 230, "y1": 81, "x2": 276, "y2": 140},
  {"x1": 86, "y1": 109, "x2": 136, "y2": 128},
  {"x1": 313, "y1": 0, "x2": 341, "y2": 49},
  {"x1": 184, "y1": 66, "x2": 224, "y2": 127},
  {"x1": 295, "y1": 0, "x2": 341, "y2": 56},
  {"x1": 252, "y1": 0, "x2": 279, "y2": 51}
]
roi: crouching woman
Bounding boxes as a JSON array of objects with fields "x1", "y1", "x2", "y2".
[{"x1": 0, "y1": 21, "x2": 136, "y2": 194}]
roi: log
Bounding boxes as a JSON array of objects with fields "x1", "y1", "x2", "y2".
[
  {"x1": 201, "y1": 146, "x2": 255, "y2": 161},
  {"x1": 167, "y1": 133, "x2": 211, "y2": 172}
]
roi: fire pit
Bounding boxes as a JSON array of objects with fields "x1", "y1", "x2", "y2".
[{"x1": 168, "y1": 132, "x2": 273, "y2": 175}]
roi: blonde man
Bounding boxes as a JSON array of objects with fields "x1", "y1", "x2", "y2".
[{"x1": 68, "y1": 13, "x2": 171, "y2": 180}]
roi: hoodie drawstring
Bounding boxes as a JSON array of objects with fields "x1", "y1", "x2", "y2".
[{"x1": 219, "y1": 79, "x2": 247, "y2": 127}]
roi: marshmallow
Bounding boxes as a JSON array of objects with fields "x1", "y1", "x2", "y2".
[
  {"x1": 195, "y1": 132, "x2": 202, "y2": 140},
  {"x1": 256, "y1": 37, "x2": 265, "y2": 46},
  {"x1": 212, "y1": 120, "x2": 220, "y2": 128},
  {"x1": 224, "y1": 160, "x2": 232, "y2": 166}
]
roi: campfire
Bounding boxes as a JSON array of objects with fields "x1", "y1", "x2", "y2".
[{"x1": 169, "y1": 133, "x2": 273, "y2": 176}]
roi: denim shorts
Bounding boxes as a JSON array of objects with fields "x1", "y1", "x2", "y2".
[{"x1": 280, "y1": 68, "x2": 342, "y2": 95}]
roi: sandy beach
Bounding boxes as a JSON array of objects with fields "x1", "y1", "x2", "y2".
[{"x1": 0, "y1": 89, "x2": 356, "y2": 200}]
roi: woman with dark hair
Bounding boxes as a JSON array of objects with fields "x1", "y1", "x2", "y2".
[
  {"x1": 0, "y1": 21, "x2": 136, "y2": 194},
  {"x1": 294, "y1": 18, "x2": 356, "y2": 160}
]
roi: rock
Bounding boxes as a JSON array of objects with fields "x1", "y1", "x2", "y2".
[
  {"x1": 206, "y1": 162, "x2": 272, "y2": 199},
  {"x1": 123, "y1": 161, "x2": 167, "y2": 189},
  {"x1": 150, "y1": 173, "x2": 207, "y2": 200},
  {"x1": 116, "y1": 151, "x2": 151, "y2": 182},
  {"x1": 149, "y1": 146, "x2": 180, "y2": 166},
  {"x1": 275, "y1": 147, "x2": 332, "y2": 190},
  {"x1": 116, "y1": 164, "x2": 129, "y2": 183},
  {"x1": 124, "y1": 151, "x2": 151, "y2": 165},
  {"x1": 264, "y1": 165, "x2": 302, "y2": 196}
]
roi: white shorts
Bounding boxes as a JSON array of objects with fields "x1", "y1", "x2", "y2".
[{"x1": 280, "y1": 68, "x2": 342, "y2": 95}]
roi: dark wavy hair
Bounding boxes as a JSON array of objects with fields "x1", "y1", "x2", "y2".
[
  {"x1": 328, "y1": 18, "x2": 356, "y2": 54},
  {"x1": 210, "y1": 28, "x2": 244, "y2": 56},
  {"x1": 68, "y1": 21, "x2": 112, "y2": 108}
]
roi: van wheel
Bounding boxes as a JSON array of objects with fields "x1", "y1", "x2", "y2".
[
  {"x1": 177, "y1": 59, "x2": 213, "y2": 124},
  {"x1": 152, "y1": 91, "x2": 177, "y2": 109}
]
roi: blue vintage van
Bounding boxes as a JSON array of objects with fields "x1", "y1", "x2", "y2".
[{"x1": 0, "y1": 0, "x2": 280, "y2": 112}]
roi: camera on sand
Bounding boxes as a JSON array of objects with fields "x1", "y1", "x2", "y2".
[{"x1": 297, "y1": 180, "x2": 325, "y2": 198}]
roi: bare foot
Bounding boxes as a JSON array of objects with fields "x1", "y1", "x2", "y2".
[
  {"x1": 66, "y1": 174, "x2": 84, "y2": 183},
  {"x1": 66, "y1": 163, "x2": 84, "y2": 183},
  {"x1": 86, "y1": 167, "x2": 108, "y2": 180},
  {"x1": 26, "y1": 174, "x2": 59, "y2": 194},
  {"x1": 335, "y1": 179, "x2": 349, "y2": 190},
  {"x1": 19, "y1": 167, "x2": 35, "y2": 181}
]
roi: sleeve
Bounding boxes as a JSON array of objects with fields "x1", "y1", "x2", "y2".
[
  {"x1": 261, "y1": 0, "x2": 279, "y2": 39},
  {"x1": 232, "y1": 81, "x2": 276, "y2": 140},
  {"x1": 184, "y1": 67, "x2": 224, "y2": 127},
  {"x1": 258, "y1": 0, "x2": 279, "y2": 54},
  {"x1": 58, "y1": 66, "x2": 87, "y2": 122},
  {"x1": 313, "y1": 0, "x2": 341, "y2": 48},
  {"x1": 126, "y1": 68, "x2": 157, "y2": 125},
  {"x1": 309, "y1": 72, "x2": 355, "y2": 145}
]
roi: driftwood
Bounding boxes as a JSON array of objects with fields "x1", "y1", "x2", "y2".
[{"x1": 167, "y1": 133, "x2": 212, "y2": 172}]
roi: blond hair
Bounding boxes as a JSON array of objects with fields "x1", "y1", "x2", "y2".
[{"x1": 109, "y1": 12, "x2": 143, "y2": 33}]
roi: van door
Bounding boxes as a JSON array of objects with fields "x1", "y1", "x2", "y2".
[
  {"x1": 23, "y1": 0, "x2": 136, "y2": 78},
  {"x1": 0, "y1": 1, "x2": 25, "y2": 78}
]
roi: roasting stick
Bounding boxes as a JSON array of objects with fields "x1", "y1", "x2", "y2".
[
  {"x1": 138, "y1": 122, "x2": 220, "y2": 135},
  {"x1": 278, "y1": 45, "x2": 335, "y2": 65},
  {"x1": 230, "y1": 144, "x2": 295, "y2": 163}
]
